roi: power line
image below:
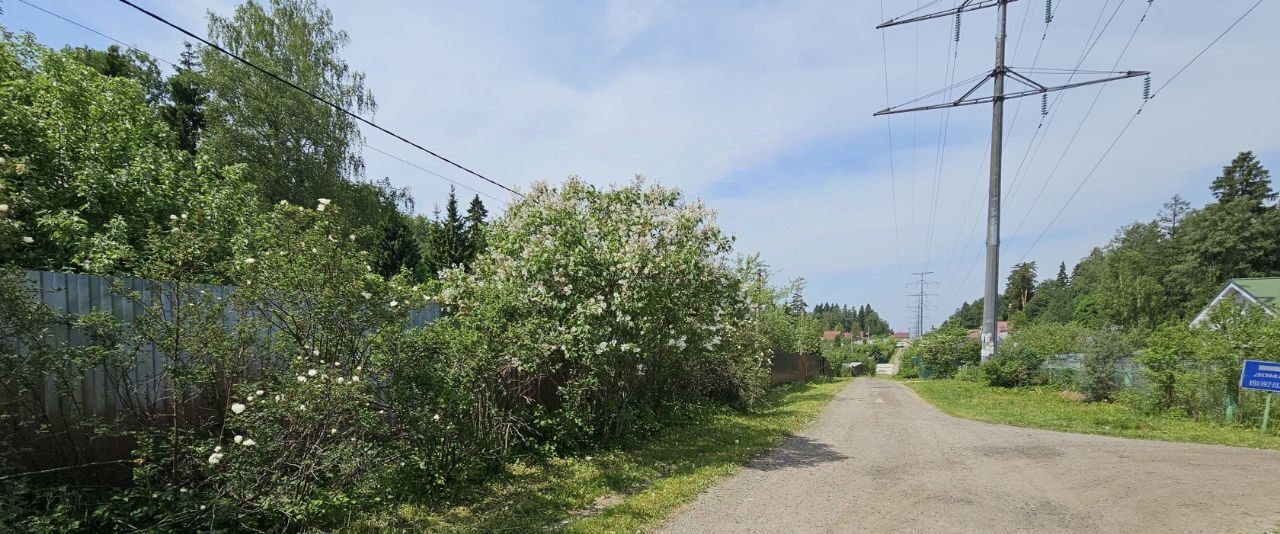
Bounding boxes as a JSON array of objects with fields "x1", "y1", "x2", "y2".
[
  {"x1": 1018, "y1": 0, "x2": 1267, "y2": 262},
  {"x1": 946, "y1": 0, "x2": 1124, "y2": 305},
  {"x1": 1008, "y1": 0, "x2": 1153, "y2": 240},
  {"x1": 1001, "y1": 0, "x2": 1122, "y2": 214},
  {"x1": 877, "y1": 0, "x2": 1146, "y2": 361},
  {"x1": 115, "y1": 0, "x2": 522, "y2": 198},
  {"x1": 362, "y1": 142, "x2": 509, "y2": 208},
  {"x1": 939, "y1": 0, "x2": 1041, "y2": 301},
  {"x1": 879, "y1": 0, "x2": 906, "y2": 276},
  {"x1": 922, "y1": 11, "x2": 963, "y2": 271},
  {"x1": 16, "y1": 0, "x2": 177, "y2": 69},
  {"x1": 17, "y1": 0, "x2": 504, "y2": 206}
]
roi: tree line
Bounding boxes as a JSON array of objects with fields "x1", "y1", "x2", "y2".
[
  {"x1": 0, "y1": 0, "x2": 487, "y2": 284},
  {"x1": 943, "y1": 150, "x2": 1279, "y2": 334},
  {"x1": 918, "y1": 151, "x2": 1279, "y2": 423},
  {"x1": 810, "y1": 302, "x2": 893, "y2": 336}
]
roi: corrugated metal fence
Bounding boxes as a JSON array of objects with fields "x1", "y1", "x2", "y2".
[{"x1": 4, "y1": 270, "x2": 438, "y2": 421}]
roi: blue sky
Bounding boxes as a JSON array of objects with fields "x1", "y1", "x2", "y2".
[{"x1": 5, "y1": 0, "x2": 1279, "y2": 332}]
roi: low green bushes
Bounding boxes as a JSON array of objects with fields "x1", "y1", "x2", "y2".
[
  {"x1": 1079, "y1": 329, "x2": 1131, "y2": 401},
  {"x1": 906, "y1": 329, "x2": 979, "y2": 379},
  {"x1": 981, "y1": 345, "x2": 1043, "y2": 387}
]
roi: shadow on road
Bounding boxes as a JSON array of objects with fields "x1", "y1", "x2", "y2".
[{"x1": 748, "y1": 435, "x2": 847, "y2": 472}]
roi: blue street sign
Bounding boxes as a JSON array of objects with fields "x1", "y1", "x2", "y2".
[{"x1": 1240, "y1": 360, "x2": 1280, "y2": 393}]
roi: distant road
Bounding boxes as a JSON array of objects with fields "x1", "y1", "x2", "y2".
[{"x1": 660, "y1": 379, "x2": 1280, "y2": 533}]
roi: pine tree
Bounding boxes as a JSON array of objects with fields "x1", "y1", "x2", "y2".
[
  {"x1": 1003, "y1": 262, "x2": 1038, "y2": 311},
  {"x1": 1210, "y1": 151, "x2": 1275, "y2": 209},
  {"x1": 373, "y1": 214, "x2": 422, "y2": 280},
  {"x1": 422, "y1": 187, "x2": 470, "y2": 276},
  {"x1": 162, "y1": 44, "x2": 208, "y2": 154},
  {"x1": 787, "y1": 289, "x2": 807, "y2": 316},
  {"x1": 1157, "y1": 194, "x2": 1192, "y2": 239},
  {"x1": 464, "y1": 194, "x2": 488, "y2": 261},
  {"x1": 1056, "y1": 262, "x2": 1069, "y2": 288}
]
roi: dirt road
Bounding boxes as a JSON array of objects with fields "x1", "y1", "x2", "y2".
[{"x1": 660, "y1": 379, "x2": 1280, "y2": 533}]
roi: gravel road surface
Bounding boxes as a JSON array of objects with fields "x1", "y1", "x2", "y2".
[{"x1": 660, "y1": 378, "x2": 1280, "y2": 533}]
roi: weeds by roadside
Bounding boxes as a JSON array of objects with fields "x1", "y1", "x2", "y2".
[{"x1": 358, "y1": 378, "x2": 851, "y2": 532}]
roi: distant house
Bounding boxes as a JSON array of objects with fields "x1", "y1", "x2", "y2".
[
  {"x1": 965, "y1": 321, "x2": 1010, "y2": 341},
  {"x1": 893, "y1": 331, "x2": 910, "y2": 348},
  {"x1": 822, "y1": 330, "x2": 864, "y2": 342},
  {"x1": 1190, "y1": 277, "x2": 1280, "y2": 327}
]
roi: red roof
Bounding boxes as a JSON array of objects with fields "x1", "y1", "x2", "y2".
[{"x1": 893, "y1": 332, "x2": 910, "y2": 339}]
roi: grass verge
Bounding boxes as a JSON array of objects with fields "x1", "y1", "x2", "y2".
[
  {"x1": 906, "y1": 379, "x2": 1280, "y2": 450},
  {"x1": 360, "y1": 377, "x2": 851, "y2": 533}
]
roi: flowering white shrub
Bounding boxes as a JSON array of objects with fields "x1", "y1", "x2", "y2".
[
  {"x1": 104, "y1": 201, "x2": 439, "y2": 528},
  {"x1": 434, "y1": 177, "x2": 770, "y2": 445}
]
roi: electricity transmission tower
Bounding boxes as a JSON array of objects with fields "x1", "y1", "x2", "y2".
[
  {"x1": 907, "y1": 271, "x2": 938, "y2": 338},
  {"x1": 875, "y1": 0, "x2": 1147, "y2": 360}
]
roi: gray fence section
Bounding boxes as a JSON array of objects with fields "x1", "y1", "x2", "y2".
[
  {"x1": 1043, "y1": 353, "x2": 1148, "y2": 388},
  {"x1": 5, "y1": 270, "x2": 439, "y2": 421}
]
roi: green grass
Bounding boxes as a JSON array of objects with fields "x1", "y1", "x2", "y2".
[
  {"x1": 358, "y1": 377, "x2": 851, "y2": 533},
  {"x1": 906, "y1": 379, "x2": 1280, "y2": 450}
]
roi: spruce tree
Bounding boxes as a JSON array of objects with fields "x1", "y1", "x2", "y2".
[
  {"x1": 161, "y1": 44, "x2": 208, "y2": 154},
  {"x1": 464, "y1": 194, "x2": 488, "y2": 262},
  {"x1": 373, "y1": 214, "x2": 423, "y2": 280},
  {"x1": 1210, "y1": 151, "x2": 1275, "y2": 209}
]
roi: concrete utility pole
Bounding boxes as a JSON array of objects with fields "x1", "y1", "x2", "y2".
[
  {"x1": 906, "y1": 271, "x2": 937, "y2": 338},
  {"x1": 983, "y1": 1, "x2": 1007, "y2": 362},
  {"x1": 874, "y1": 0, "x2": 1147, "y2": 361}
]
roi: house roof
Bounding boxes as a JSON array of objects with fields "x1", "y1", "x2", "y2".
[
  {"x1": 893, "y1": 332, "x2": 910, "y2": 339},
  {"x1": 1232, "y1": 278, "x2": 1280, "y2": 310},
  {"x1": 822, "y1": 330, "x2": 840, "y2": 341},
  {"x1": 1190, "y1": 277, "x2": 1280, "y2": 326}
]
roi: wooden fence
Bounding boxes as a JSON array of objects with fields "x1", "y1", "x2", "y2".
[{"x1": 3, "y1": 270, "x2": 439, "y2": 421}]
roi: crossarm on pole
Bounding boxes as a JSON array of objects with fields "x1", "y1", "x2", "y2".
[
  {"x1": 874, "y1": 69, "x2": 1149, "y2": 116},
  {"x1": 877, "y1": 0, "x2": 1022, "y2": 29}
]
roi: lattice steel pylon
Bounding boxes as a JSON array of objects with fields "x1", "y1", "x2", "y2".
[
  {"x1": 907, "y1": 272, "x2": 938, "y2": 338},
  {"x1": 874, "y1": 0, "x2": 1147, "y2": 360}
]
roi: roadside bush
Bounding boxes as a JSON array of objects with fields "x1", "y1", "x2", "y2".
[
  {"x1": 100, "y1": 201, "x2": 439, "y2": 529},
  {"x1": 1140, "y1": 324, "x2": 1194, "y2": 411},
  {"x1": 1080, "y1": 329, "x2": 1131, "y2": 402},
  {"x1": 432, "y1": 177, "x2": 770, "y2": 448},
  {"x1": 911, "y1": 329, "x2": 980, "y2": 379},
  {"x1": 898, "y1": 355, "x2": 920, "y2": 379},
  {"x1": 1006, "y1": 322, "x2": 1084, "y2": 357},
  {"x1": 981, "y1": 345, "x2": 1043, "y2": 387}
]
